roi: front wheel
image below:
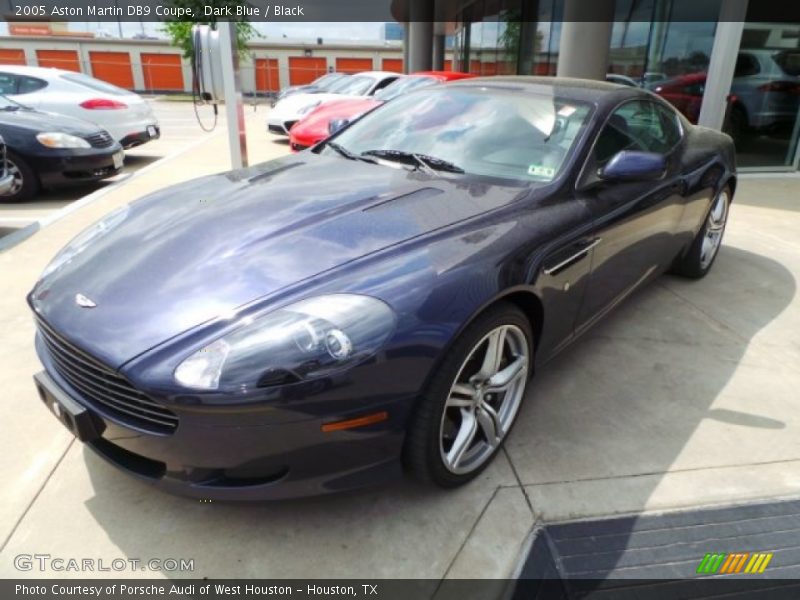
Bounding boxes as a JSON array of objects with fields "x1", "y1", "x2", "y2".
[
  {"x1": 1, "y1": 151, "x2": 39, "y2": 203},
  {"x1": 671, "y1": 186, "x2": 731, "y2": 279},
  {"x1": 404, "y1": 302, "x2": 533, "y2": 487}
]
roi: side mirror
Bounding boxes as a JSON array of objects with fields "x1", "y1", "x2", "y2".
[
  {"x1": 599, "y1": 150, "x2": 666, "y2": 181},
  {"x1": 328, "y1": 118, "x2": 349, "y2": 135}
]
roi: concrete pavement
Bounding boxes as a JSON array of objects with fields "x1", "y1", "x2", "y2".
[{"x1": 0, "y1": 109, "x2": 798, "y2": 579}]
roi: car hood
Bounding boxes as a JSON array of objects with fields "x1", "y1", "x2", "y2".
[
  {"x1": 291, "y1": 99, "x2": 381, "y2": 140},
  {"x1": 0, "y1": 107, "x2": 106, "y2": 135},
  {"x1": 31, "y1": 154, "x2": 527, "y2": 368}
]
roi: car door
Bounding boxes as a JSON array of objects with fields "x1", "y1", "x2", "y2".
[{"x1": 575, "y1": 98, "x2": 686, "y2": 331}]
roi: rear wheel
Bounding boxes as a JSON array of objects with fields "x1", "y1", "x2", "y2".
[
  {"x1": 671, "y1": 186, "x2": 730, "y2": 279},
  {"x1": 404, "y1": 302, "x2": 533, "y2": 487},
  {"x1": 1, "y1": 152, "x2": 39, "y2": 203}
]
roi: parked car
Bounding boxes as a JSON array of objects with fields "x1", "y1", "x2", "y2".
[
  {"x1": 29, "y1": 77, "x2": 735, "y2": 500},
  {"x1": 289, "y1": 71, "x2": 476, "y2": 151},
  {"x1": 0, "y1": 94, "x2": 123, "y2": 202},
  {"x1": 0, "y1": 135, "x2": 13, "y2": 196},
  {"x1": 267, "y1": 71, "x2": 401, "y2": 136},
  {"x1": 605, "y1": 73, "x2": 640, "y2": 87},
  {"x1": 271, "y1": 72, "x2": 349, "y2": 107},
  {"x1": 652, "y1": 49, "x2": 800, "y2": 133},
  {"x1": 0, "y1": 66, "x2": 160, "y2": 148}
]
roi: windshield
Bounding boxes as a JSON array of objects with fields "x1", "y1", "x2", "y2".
[
  {"x1": 313, "y1": 72, "x2": 346, "y2": 89},
  {"x1": 774, "y1": 50, "x2": 800, "y2": 76},
  {"x1": 328, "y1": 75, "x2": 374, "y2": 96},
  {"x1": 61, "y1": 72, "x2": 135, "y2": 96},
  {"x1": 325, "y1": 87, "x2": 593, "y2": 183},
  {"x1": 375, "y1": 76, "x2": 437, "y2": 101}
]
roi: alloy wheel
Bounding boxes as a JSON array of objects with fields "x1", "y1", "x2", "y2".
[
  {"x1": 439, "y1": 324, "x2": 529, "y2": 475},
  {"x1": 699, "y1": 190, "x2": 729, "y2": 270},
  {"x1": 5, "y1": 159, "x2": 23, "y2": 196}
]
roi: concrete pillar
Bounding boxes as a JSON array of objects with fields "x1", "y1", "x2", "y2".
[
  {"x1": 408, "y1": 21, "x2": 434, "y2": 72},
  {"x1": 556, "y1": 0, "x2": 615, "y2": 80},
  {"x1": 432, "y1": 34, "x2": 445, "y2": 71},
  {"x1": 407, "y1": 0, "x2": 434, "y2": 73},
  {"x1": 402, "y1": 23, "x2": 410, "y2": 74},
  {"x1": 697, "y1": 0, "x2": 748, "y2": 130}
]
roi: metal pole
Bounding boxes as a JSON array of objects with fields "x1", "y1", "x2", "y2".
[{"x1": 218, "y1": 21, "x2": 248, "y2": 169}]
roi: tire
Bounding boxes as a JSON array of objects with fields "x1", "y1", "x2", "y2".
[
  {"x1": 671, "y1": 186, "x2": 731, "y2": 279},
  {"x1": 725, "y1": 105, "x2": 748, "y2": 139},
  {"x1": 404, "y1": 302, "x2": 533, "y2": 487},
  {"x1": 1, "y1": 151, "x2": 39, "y2": 203}
]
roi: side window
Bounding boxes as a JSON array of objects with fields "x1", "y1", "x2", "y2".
[
  {"x1": 0, "y1": 73, "x2": 18, "y2": 95},
  {"x1": 593, "y1": 100, "x2": 673, "y2": 164},
  {"x1": 734, "y1": 53, "x2": 760, "y2": 77},
  {"x1": 655, "y1": 103, "x2": 682, "y2": 149},
  {"x1": 370, "y1": 77, "x2": 398, "y2": 94},
  {"x1": 17, "y1": 76, "x2": 47, "y2": 94}
]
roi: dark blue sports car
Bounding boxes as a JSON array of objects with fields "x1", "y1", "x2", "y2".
[{"x1": 28, "y1": 77, "x2": 736, "y2": 500}]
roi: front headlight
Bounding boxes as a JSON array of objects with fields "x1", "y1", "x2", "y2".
[
  {"x1": 36, "y1": 132, "x2": 91, "y2": 149},
  {"x1": 174, "y1": 294, "x2": 396, "y2": 391},
  {"x1": 40, "y1": 205, "x2": 130, "y2": 279},
  {"x1": 298, "y1": 101, "x2": 322, "y2": 115}
]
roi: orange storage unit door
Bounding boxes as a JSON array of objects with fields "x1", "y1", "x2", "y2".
[
  {"x1": 255, "y1": 58, "x2": 279, "y2": 93},
  {"x1": 335, "y1": 57, "x2": 373, "y2": 74},
  {"x1": 36, "y1": 50, "x2": 81, "y2": 72},
  {"x1": 0, "y1": 49, "x2": 26, "y2": 65},
  {"x1": 141, "y1": 53, "x2": 184, "y2": 91},
  {"x1": 288, "y1": 57, "x2": 328, "y2": 85},
  {"x1": 444, "y1": 60, "x2": 453, "y2": 71},
  {"x1": 89, "y1": 51, "x2": 134, "y2": 89},
  {"x1": 382, "y1": 58, "x2": 403, "y2": 73}
]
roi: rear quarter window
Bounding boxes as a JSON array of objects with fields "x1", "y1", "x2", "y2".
[{"x1": 17, "y1": 76, "x2": 47, "y2": 94}]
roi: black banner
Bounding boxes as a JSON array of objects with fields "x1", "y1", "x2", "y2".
[{"x1": 5, "y1": 579, "x2": 800, "y2": 600}]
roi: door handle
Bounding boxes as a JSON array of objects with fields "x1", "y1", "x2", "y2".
[{"x1": 543, "y1": 238, "x2": 601, "y2": 276}]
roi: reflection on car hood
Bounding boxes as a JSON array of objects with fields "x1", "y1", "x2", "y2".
[{"x1": 31, "y1": 154, "x2": 526, "y2": 367}]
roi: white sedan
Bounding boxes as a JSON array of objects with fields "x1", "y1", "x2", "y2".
[
  {"x1": 0, "y1": 66, "x2": 160, "y2": 148},
  {"x1": 267, "y1": 71, "x2": 402, "y2": 136}
]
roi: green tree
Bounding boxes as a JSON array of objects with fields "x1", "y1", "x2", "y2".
[{"x1": 161, "y1": 0, "x2": 260, "y2": 59}]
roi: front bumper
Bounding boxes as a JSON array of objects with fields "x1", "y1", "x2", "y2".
[
  {"x1": 266, "y1": 116, "x2": 298, "y2": 136},
  {"x1": 120, "y1": 124, "x2": 160, "y2": 149},
  {"x1": 34, "y1": 334, "x2": 408, "y2": 501},
  {"x1": 30, "y1": 146, "x2": 124, "y2": 189}
]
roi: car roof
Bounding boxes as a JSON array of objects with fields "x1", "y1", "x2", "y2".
[
  {"x1": 354, "y1": 71, "x2": 403, "y2": 81},
  {"x1": 0, "y1": 65, "x2": 67, "y2": 78},
  {"x1": 446, "y1": 76, "x2": 641, "y2": 103}
]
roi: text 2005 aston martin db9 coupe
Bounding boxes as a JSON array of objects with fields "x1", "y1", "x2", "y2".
[{"x1": 29, "y1": 77, "x2": 735, "y2": 500}]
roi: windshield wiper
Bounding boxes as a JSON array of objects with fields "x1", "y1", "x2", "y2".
[
  {"x1": 326, "y1": 141, "x2": 377, "y2": 164},
  {"x1": 361, "y1": 149, "x2": 465, "y2": 175}
]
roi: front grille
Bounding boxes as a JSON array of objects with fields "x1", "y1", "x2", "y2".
[
  {"x1": 290, "y1": 143, "x2": 309, "y2": 152},
  {"x1": 85, "y1": 131, "x2": 114, "y2": 148},
  {"x1": 37, "y1": 318, "x2": 178, "y2": 434}
]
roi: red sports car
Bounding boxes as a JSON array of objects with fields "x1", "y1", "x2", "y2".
[{"x1": 288, "y1": 71, "x2": 476, "y2": 151}]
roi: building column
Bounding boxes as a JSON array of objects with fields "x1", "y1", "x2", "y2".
[
  {"x1": 432, "y1": 34, "x2": 445, "y2": 71},
  {"x1": 697, "y1": 0, "x2": 748, "y2": 130},
  {"x1": 556, "y1": 0, "x2": 614, "y2": 80},
  {"x1": 408, "y1": 22, "x2": 434, "y2": 72},
  {"x1": 407, "y1": 0, "x2": 434, "y2": 73}
]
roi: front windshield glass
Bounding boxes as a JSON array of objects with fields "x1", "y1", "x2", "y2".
[
  {"x1": 326, "y1": 87, "x2": 593, "y2": 183},
  {"x1": 314, "y1": 73, "x2": 346, "y2": 89},
  {"x1": 328, "y1": 75, "x2": 373, "y2": 96},
  {"x1": 375, "y1": 76, "x2": 437, "y2": 101}
]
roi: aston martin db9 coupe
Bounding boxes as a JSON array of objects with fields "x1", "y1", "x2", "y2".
[{"x1": 29, "y1": 77, "x2": 736, "y2": 500}]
